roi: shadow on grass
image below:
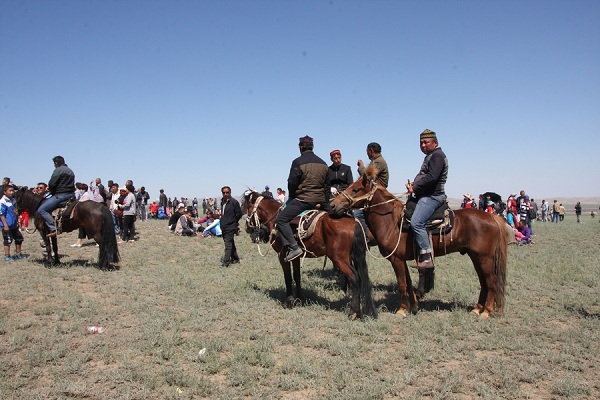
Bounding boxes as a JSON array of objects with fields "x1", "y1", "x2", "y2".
[
  {"x1": 26, "y1": 254, "x2": 120, "y2": 271},
  {"x1": 565, "y1": 305, "x2": 600, "y2": 319}
]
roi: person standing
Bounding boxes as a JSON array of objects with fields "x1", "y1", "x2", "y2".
[
  {"x1": 118, "y1": 186, "x2": 136, "y2": 243},
  {"x1": 575, "y1": 202, "x2": 582, "y2": 223},
  {"x1": 276, "y1": 135, "x2": 330, "y2": 262},
  {"x1": 219, "y1": 186, "x2": 243, "y2": 267},
  {"x1": 406, "y1": 129, "x2": 448, "y2": 269},
  {"x1": 327, "y1": 149, "x2": 353, "y2": 196},
  {"x1": 551, "y1": 199, "x2": 559, "y2": 222},
  {"x1": 37, "y1": 156, "x2": 76, "y2": 236},
  {"x1": 1, "y1": 185, "x2": 26, "y2": 262},
  {"x1": 158, "y1": 189, "x2": 168, "y2": 214},
  {"x1": 540, "y1": 199, "x2": 548, "y2": 222},
  {"x1": 136, "y1": 186, "x2": 150, "y2": 221},
  {"x1": 559, "y1": 203, "x2": 566, "y2": 221}
]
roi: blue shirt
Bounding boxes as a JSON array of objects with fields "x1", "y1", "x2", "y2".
[{"x1": 0, "y1": 195, "x2": 18, "y2": 229}]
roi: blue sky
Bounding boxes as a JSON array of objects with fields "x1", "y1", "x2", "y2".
[{"x1": 2, "y1": 0, "x2": 599, "y2": 202}]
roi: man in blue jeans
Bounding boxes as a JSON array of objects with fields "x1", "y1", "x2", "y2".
[
  {"x1": 37, "y1": 156, "x2": 76, "y2": 236},
  {"x1": 406, "y1": 130, "x2": 448, "y2": 269}
]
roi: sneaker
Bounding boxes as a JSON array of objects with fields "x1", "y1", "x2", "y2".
[
  {"x1": 14, "y1": 254, "x2": 27, "y2": 260},
  {"x1": 70, "y1": 243, "x2": 82, "y2": 248},
  {"x1": 284, "y1": 247, "x2": 304, "y2": 262},
  {"x1": 117, "y1": 240, "x2": 125, "y2": 244},
  {"x1": 4, "y1": 255, "x2": 15, "y2": 263},
  {"x1": 25, "y1": 228, "x2": 32, "y2": 233},
  {"x1": 128, "y1": 240, "x2": 135, "y2": 243}
]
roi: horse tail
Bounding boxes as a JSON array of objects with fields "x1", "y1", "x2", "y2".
[
  {"x1": 99, "y1": 207, "x2": 120, "y2": 268},
  {"x1": 493, "y1": 217, "x2": 508, "y2": 315},
  {"x1": 351, "y1": 222, "x2": 377, "y2": 319}
]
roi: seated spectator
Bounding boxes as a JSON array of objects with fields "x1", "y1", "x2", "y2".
[
  {"x1": 461, "y1": 193, "x2": 477, "y2": 209},
  {"x1": 149, "y1": 201, "x2": 159, "y2": 218},
  {"x1": 516, "y1": 220, "x2": 534, "y2": 245},
  {"x1": 169, "y1": 205, "x2": 185, "y2": 231},
  {"x1": 175, "y1": 209, "x2": 196, "y2": 236},
  {"x1": 199, "y1": 217, "x2": 221, "y2": 238}
]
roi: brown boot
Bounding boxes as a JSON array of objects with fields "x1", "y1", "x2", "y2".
[{"x1": 410, "y1": 253, "x2": 434, "y2": 269}]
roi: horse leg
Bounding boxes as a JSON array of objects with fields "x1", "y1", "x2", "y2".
[
  {"x1": 390, "y1": 257, "x2": 411, "y2": 318},
  {"x1": 332, "y1": 257, "x2": 361, "y2": 320},
  {"x1": 279, "y1": 253, "x2": 296, "y2": 308},
  {"x1": 51, "y1": 235, "x2": 60, "y2": 265},
  {"x1": 403, "y1": 262, "x2": 419, "y2": 314},
  {"x1": 469, "y1": 255, "x2": 493, "y2": 317},
  {"x1": 292, "y1": 258, "x2": 303, "y2": 305}
]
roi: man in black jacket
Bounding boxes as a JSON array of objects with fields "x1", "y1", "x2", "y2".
[
  {"x1": 37, "y1": 156, "x2": 76, "y2": 236},
  {"x1": 327, "y1": 149, "x2": 353, "y2": 196},
  {"x1": 220, "y1": 186, "x2": 243, "y2": 267},
  {"x1": 276, "y1": 135, "x2": 330, "y2": 262}
]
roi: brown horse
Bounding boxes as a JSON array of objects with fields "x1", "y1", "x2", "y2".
[
  {"x1": 242, "y1": 190, "x2": 377, "y2": 319},
  {"x1": 330, "y1": 167, "x2": 507, "y2": 318},
  {"x1": 14, "y1": 187, "x2": 120, "y2": 269}
]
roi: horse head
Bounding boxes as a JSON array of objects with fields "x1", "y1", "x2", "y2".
[
  {"x1": 245, "y1": 190, "x2": 283, "y2": 243},
  {"x1": 330, "y1": 165, "x2": 379, "y2": 215}
]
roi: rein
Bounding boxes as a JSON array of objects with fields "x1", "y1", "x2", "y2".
[
  {"x1": 246, "y1": 195, "x2": 279, "y2": 256},
  {"x1": 341, "y1": 182, "x2": 408, "y2": 260}
]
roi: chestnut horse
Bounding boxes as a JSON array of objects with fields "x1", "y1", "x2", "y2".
[
  {"x1": 242, "y1": 190, "x2": 377, "y2": 319},
  {"x1": 330, "y1": 167, "x2": 507, "y2": 318},
  {"x1": 14, "y1": 187, "x2": 120, "y2": 269}
]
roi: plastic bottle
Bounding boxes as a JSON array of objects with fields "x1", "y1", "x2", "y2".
[{"x1": 86, "y1": 326, "x2": 105, "y2": 334}]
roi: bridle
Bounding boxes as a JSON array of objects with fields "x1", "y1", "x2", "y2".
[
  {"x1": 244, "y1": 192, "x2": 279, "y2": 256},
  {"x1": 338, "y1": 179, "x2": 407, "y2": 260}
]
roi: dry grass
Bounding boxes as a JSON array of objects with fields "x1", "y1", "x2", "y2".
[{"x1": 0, "y1": 215, "x2": 598, "y2": 399}]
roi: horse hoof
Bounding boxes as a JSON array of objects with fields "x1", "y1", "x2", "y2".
[
  {"x1": 348, "y1": 312, "x2": 359, "y2": 321},
  {"x1": 479, "y1": 311, "x2": 490, "y2": 319},
  {"x1": 395, "y1": 309, "x2": 408, "y2": 318},
  {"x1": 470, "y1": 309, "x2": 481, "y2": 316}
]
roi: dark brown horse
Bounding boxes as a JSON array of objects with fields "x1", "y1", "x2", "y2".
[
  {"x1": 330, "y1": 167, "x2": 507, "y2": 318},
  {"x1": 14, "y1": 187, "x2": 120, "y2": 269},
  {"x1": 242, "y1": 190, "x2": 377, "y2": 319}
]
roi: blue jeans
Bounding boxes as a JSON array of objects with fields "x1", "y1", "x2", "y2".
[
  {"x1": 37, "y1": 193, "x2": 75, "y2": 231},
  {"x1": 411, "y1": 194, "x2": 446, "y2": 254}
]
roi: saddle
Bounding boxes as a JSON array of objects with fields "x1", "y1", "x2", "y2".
[
  {"x1": 268, "y1": 209, "x2": 327, "y2": 243},
  {"x1": 50, "y1": 198, "x2": 78, "y2": 233},
  {"x1": 401, "y1": 196, "x2": 454, "y2": 236}
]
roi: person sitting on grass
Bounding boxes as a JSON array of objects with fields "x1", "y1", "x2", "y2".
[
  {"x1": 516, "y1": 220, "x2": 534, "y2": 245},
  {"x1": 175, "y1": 209, "x2": 196, "y2": 236},
  {"x1": 199, "y1": 216, "x2": 221, "y2": 238}
]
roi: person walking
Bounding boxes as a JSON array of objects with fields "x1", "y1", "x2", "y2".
[
  {"x1": 406, "y1": 129, "x2": 448, "y2": 269},
  {"x1": 1, "y1": 185, "x2": 26, "y2": 262},
  {"x1": 276, "y1": 135, "x2": 330, "y2": 262},
  {"x1": 219, "y1": 186, "x2": 243, "y2": 267}
]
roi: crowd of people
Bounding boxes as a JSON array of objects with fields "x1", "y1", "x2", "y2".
[{"x1": 2, "y1": 135, "x2": 597, "y2": 266}]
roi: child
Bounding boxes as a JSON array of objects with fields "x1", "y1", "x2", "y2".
[{"x1": 1, "y1": 185, "x2": 26, "y2": 262}]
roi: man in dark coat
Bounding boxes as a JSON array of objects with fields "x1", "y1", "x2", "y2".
[
  {"x1": 220, "y1": 186, "x2": 243, "y2": 267},
  {"x1": 276, "y1": 135, "x2": 330, "y2": 262},
  {"x1": 327, "y1": 149, "x2": 353, "y2": 195}
]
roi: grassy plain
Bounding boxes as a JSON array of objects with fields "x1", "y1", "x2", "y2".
[{"x1": 0, "y1": 214, "x2": 598, "y2": 399}]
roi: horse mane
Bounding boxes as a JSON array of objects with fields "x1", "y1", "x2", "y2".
[{"x1": 16, "y1": 188, "x2": 44, "y2": 216}]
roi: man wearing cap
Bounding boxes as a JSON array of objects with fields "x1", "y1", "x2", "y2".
[
  {"x1": 276, "y1": 135, "x2": 330, "y2": 262},
  {"x1": 37, "y1": 156, "x2": 76, "y2": 236},
  {"x1": 261, "y1": 185, "x2": 273, "y2": 199},
  {"x1": 406, "y1": 129, "x2": 448, "y2": 269},
  {"x1": 327, "y1": 150, "x2": 353, "y2": 195}
]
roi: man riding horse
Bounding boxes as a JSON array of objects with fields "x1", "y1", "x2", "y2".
[
  {"x1": 276, "y1": 135, "x2": 330, "y2": 262},
  {"x1": 406, "y1": 129, "x2": 448, "y2": 269},
  {"x1": 37, "y1": 156, "x2": 76, "y2": 237}
]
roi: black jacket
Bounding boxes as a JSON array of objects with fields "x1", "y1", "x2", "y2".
[
  {"x1": 328, "y1": 163, "x2": 353, "y2": 192},
  {"x1": 288, "y1": 150, "x2": 330, "y2": 204},
  {"x1": 220, "y1": 197, "x2": 242, "y2": 232}
]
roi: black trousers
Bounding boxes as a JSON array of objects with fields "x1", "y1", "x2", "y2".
[{"x1": 222, "y1": 229, "x2": 239, "y2": 263}]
